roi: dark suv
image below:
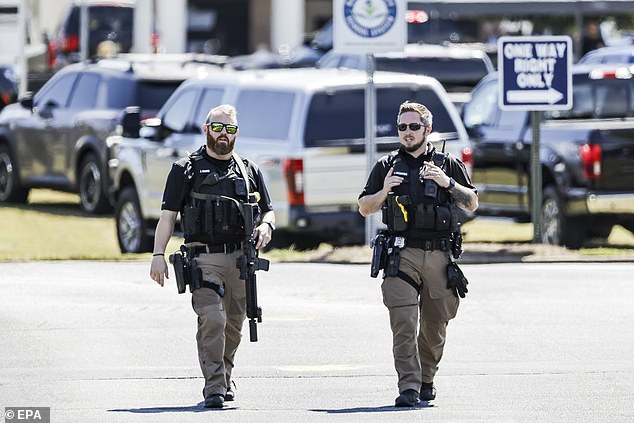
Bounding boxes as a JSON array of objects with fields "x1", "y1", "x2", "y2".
[
  {"x1": 53, "y1": 1, "x2": 134, "y2": 68},
  {"x1": 0, "y1": 60, "x2": 193, "y2": 213}
]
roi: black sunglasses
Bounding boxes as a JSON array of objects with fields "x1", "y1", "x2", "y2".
[
  {"x1": 207, "y1": 122, "x2": 238, "y2": 134},
  {"x1": 397, "y1": 123, "x2": 425, "y2": 132}
]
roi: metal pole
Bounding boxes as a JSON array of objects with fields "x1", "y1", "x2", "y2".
[
  {"x1": 364, "y1": 53, "x2": 377, "y2": 245},
  {"x1": 17, "y1": 0, "x2": 27, "y2": 96},
  {"x1": 80, "y1": 1, "x2": 89, "y2": 61},
  {"x1": 531, "y1": 110, "x2": 542, "y2": 243}
]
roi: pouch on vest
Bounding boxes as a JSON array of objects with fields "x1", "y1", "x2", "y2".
[
  {"x1": 386, "y1": 193, "x2": 409, "y2": 232},
  {"x1": 415, "y1": 203, "x2": 435, "y2": 229},
  {"x1": 183, "y1": 205, "x2": 202, "y2": 236},
  {"x1": 435, "y1": 204, "x2": 452, "y2": 231},
  {"x1": 234, "y1": 178, "x2": 247, "y2": 197}
]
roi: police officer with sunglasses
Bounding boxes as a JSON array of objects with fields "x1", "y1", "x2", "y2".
[
  {"x1": 150, "y1": 104, "x2": 275, "y2": 408},
  {"x1": 358, "y1": 101, "x2": 478, "y2": 407}
]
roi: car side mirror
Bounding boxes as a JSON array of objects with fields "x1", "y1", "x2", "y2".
[
  {"x1": 139, "y1": 117, "x2": 162, "y2": 140},
  {"x1": 120, "y1": 106, "x2": 141, "y2": 138},
  {"x1": 19, "y1": 92, "x2": 34, "y2": 109}
]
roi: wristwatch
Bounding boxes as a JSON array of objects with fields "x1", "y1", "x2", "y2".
[
  {"x1": 265, "y1": 221, "x2": 276, "y2": 231},
  {"x1": 447, "y1": 177, "x2": 456, "y2": 190}
]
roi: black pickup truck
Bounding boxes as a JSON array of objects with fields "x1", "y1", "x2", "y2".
[{"x1": 461, "y1": 65, "x2": 634, "y2": 248}]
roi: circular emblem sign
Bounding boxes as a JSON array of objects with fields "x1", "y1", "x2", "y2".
[{"x1": 344, "y1": 0, "x2": 397, "y2": 38}]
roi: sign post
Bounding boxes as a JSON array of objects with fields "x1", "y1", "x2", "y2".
[
  {"x1": 333, "y1": 0, "x2": 406, "y2": 245},
  {"x1": 498, "y1": 36, "x2": 572, "y2": 243}
]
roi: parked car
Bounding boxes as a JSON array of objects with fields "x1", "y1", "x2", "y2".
[
  {"x1": 461, "y1": 65, "x2": 634, "y2": 248},
  {"x1": 108, "y1": 68, "x2": 472, "y2": 252},
  {"x1": 0, "y1": 58, "x2": 208, "y2": 213},
  {"x1": 578, "y1": 46, "x2": 634, "y2": 66},
  {"x1": 52, "y1": 0, "x2": 134, "y2": 68},
  {"x1": 316, "y1": 43, "x2": 494, "y2": 109}
]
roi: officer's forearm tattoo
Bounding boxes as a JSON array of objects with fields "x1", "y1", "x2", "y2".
[{"x1": 451, "y1": 184, "x2": 478, "y2": 211}]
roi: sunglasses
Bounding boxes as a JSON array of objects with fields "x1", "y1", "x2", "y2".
[
  {"x1": 207, "y1": 122, "x2": 238, "y2": 134},
  {"x1": 397, "y1": 122, "x2": 425, "y2": 132}
]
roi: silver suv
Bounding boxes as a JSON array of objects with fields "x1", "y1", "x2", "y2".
[{"x1": 108, "y1": 68, "x2": 471, "y2": 252}]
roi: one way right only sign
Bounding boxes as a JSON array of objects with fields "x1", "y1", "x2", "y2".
[{"x1": 498, "y1": 35, "x2": 572, "y2": 111}]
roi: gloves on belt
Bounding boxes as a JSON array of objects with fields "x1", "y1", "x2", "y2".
[{"x1": 446, "y1": 262, "x2": 468, "y2": 298}]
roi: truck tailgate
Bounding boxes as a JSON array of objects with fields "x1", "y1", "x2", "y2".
[
  {"x1": 592, "y1": 125, "x2": 634, "y2": 190},
  {"x1": 302, "y1": 149, "x2": 366, "y2": 208}
]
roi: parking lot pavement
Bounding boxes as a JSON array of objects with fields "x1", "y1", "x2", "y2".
[{"x1": 1, "y1": 261, "x2": 633, "y2": 422}]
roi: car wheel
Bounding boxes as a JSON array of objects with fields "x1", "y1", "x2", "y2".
[
  {"x1": 541, "y1": 186, "x2": 584, "y2": 249},
  {"x1": 78, "y1": 153, "x2": 111, "y2": 214},
  {"x1": 116, "y1": 186, "x2": 153, "y2": 253},
  {"x1": 0, "y1": 144, "x2": 29, "y2": 203}
]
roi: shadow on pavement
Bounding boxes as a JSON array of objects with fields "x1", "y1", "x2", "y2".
[
  {"x1": 1, "y1": 201, "x2": 112, "y2": 218},
  {"x1": 311, "y1": 401, "x2": 434, "y2": 413},
  {"x1": 108, "y1": 403, "x2": 238, "y2": 413}
]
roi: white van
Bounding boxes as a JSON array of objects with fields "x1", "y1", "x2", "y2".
[{"x1": 108, "y1": 68, "x2": 471, "y2": 252}]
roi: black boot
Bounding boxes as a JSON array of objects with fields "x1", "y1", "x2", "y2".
[
  {"x1": 225, "y1": 381, "x2": 236, "y2": 401},
  {"x1": 419, "y1": 382, "x2": 436, "y2": 401},
  {"x1": 395, "y1": 389, "x2": 420, "y2": 407},
  {"x1": 204, "y1": 394, "x2": 225, "y2": 408}
]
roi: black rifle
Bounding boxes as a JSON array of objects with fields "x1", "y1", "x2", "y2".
[{"x1": 236, "y1": 193, "x2": 270, "y2": 342}]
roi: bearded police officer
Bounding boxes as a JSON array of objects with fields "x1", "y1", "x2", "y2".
[
  {"x1": 149, "y1": 104, "x2": 275, "y2": 408},
  {"x1": 358, "y1": 101, "x2": 478, "y2": 407}
]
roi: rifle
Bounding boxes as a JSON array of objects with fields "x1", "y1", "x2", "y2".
[{"x1": 236, "y1": 193, "x2": 270, "y2": 342}]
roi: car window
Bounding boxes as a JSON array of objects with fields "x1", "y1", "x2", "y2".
[
  {"x1": 193, "y1": 88, "x2": 226, "y2": 132},
  {"x1": 376, "y1": 57, "x2": 489, "y2": 90},
  {"x1": 68, "y1": 73, "x2": 100, "y2": 109},
  {"x1": 462, "y1": 80, "x2": 498, "y2": 127},
  {"x1": 35, "y1": 73, "x2": 78, "y2": 108},
  {"x1": 106, "y1": 78, "x2": 182, "y2": 114},
  {"x1": 304, "y1": 86, "x2": 457, "y2": 147},
  {"x1": 235, "y1": 90, "x2": 295, "y2": 140},
  {"x1": 162, "y1": 89, "x2": 198, "y2": 133},
  {"x1": 137, "y1": 81, "x2": 183, "y2": 112},
  {"x1": 545, "y1": 77, "x2": 633, "y2": 120}
]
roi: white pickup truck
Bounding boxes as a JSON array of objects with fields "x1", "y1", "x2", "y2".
[{"x1": 107, "y1": 68, "x2": 472, "y2": 252}]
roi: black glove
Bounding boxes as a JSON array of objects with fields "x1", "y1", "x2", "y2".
[{"x1": 446, "y1": 262, "x2": 468, "y2": 298}]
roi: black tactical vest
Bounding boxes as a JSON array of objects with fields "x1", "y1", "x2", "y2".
[
  {"x1": 181, "y1": 151, "x2": 252, "y2": 245},
  {"x1": 382, "y1": 149, "x2": 453, "y2": 240}
]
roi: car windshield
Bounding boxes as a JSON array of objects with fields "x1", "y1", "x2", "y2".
[
  {"x1": 108, "y1": 79, "x2": 183, "y2": 114},
  {"x1": 375, "y1": 57, "x2": 489, "y2": 91},
  {"x1": 545, "y1": 75, "x2": 634, "y2": 120},
  {"x1": 304, "y1": 86, "x2": 457, "y2": 147},
  {"x1": 68, "y1": 6, "x2": 133, "y2": 35}
]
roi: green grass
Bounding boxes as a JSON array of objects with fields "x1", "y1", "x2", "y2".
[{"x1": 1, "y1": 189, "x2": 633, "y2": 261}]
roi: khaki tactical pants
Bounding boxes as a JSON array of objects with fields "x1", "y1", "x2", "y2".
[
  {"x1": 381, "y1": 248, "x2": 459, "y2": 393},
  {"x1": 191, "y1": 250, "x2": 245, "y2": 398}
]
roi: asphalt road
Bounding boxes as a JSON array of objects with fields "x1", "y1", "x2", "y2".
[{"x1": 1, "y1": 261, "x2": 633, "y2": 423}]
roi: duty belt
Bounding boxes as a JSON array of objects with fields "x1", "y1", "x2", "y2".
[
  {"x1": 189, "y1": 243, "x2": 241, "y2": 255},
  {"x1": 406, "y1": 238, "x2": 450, "y2": 251}
]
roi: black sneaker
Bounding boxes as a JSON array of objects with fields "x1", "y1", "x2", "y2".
[
  {"x1": 395, "y1": 389, "x2": 420, "y2": 407},
  {"x1": 225, "y1": 381, "x2": 236, "y2": 401},
  {"x1": 204, "y1": 394, "x2": 225, "y2": 408},
  {"x1": 419, "y1": 382, "x2": 436, "y2": 401}
]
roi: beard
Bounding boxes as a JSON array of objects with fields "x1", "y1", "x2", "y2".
[
  {"x1": 403, "y1": 137, "x2": 426, "y2": 153},
  {"x1": 206, "y1": 132, "x2": 235, "y2": 155}
]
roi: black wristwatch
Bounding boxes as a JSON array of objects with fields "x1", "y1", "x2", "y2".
[{"x1": 265, "y1": 221, "x2": 276, "y2": 231}]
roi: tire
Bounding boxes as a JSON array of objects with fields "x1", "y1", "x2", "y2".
[
  {"x1": 116, "y1": 186, "x2": 153, "y2": 253},
  {"x1": 541, "y1": 186, "x2": 585, "y2": 249},
  {"x1": 0, "y1": 144, "x2": 29, "y2": 203},
  {"x1": 78, "y1": 153, "x2": 111, "y2": 214}
]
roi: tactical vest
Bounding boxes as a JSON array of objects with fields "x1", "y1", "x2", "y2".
[
  {"x1": 382, "y1": 149, "x2": 453, "y2": 240},
  {"x1": 181, "y1": 150, "x2": 254, "y2": 245}
]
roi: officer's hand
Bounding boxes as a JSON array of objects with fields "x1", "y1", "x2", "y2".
[
  {"x1": 446, "y1": 262, "x2": 468, "y2": 298},
  {"x1": 420, "y1": 162, "x2": 450, "y2": 188},
  {"x1": 150, "y1": 255, "x2": 169, "y2": 287},
  {"x1": 382, "y1": 167, "x2": 403, "y2": 194},
  {"x1": 254, "y1": 223, "x2": 272, "y2": 250}
]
